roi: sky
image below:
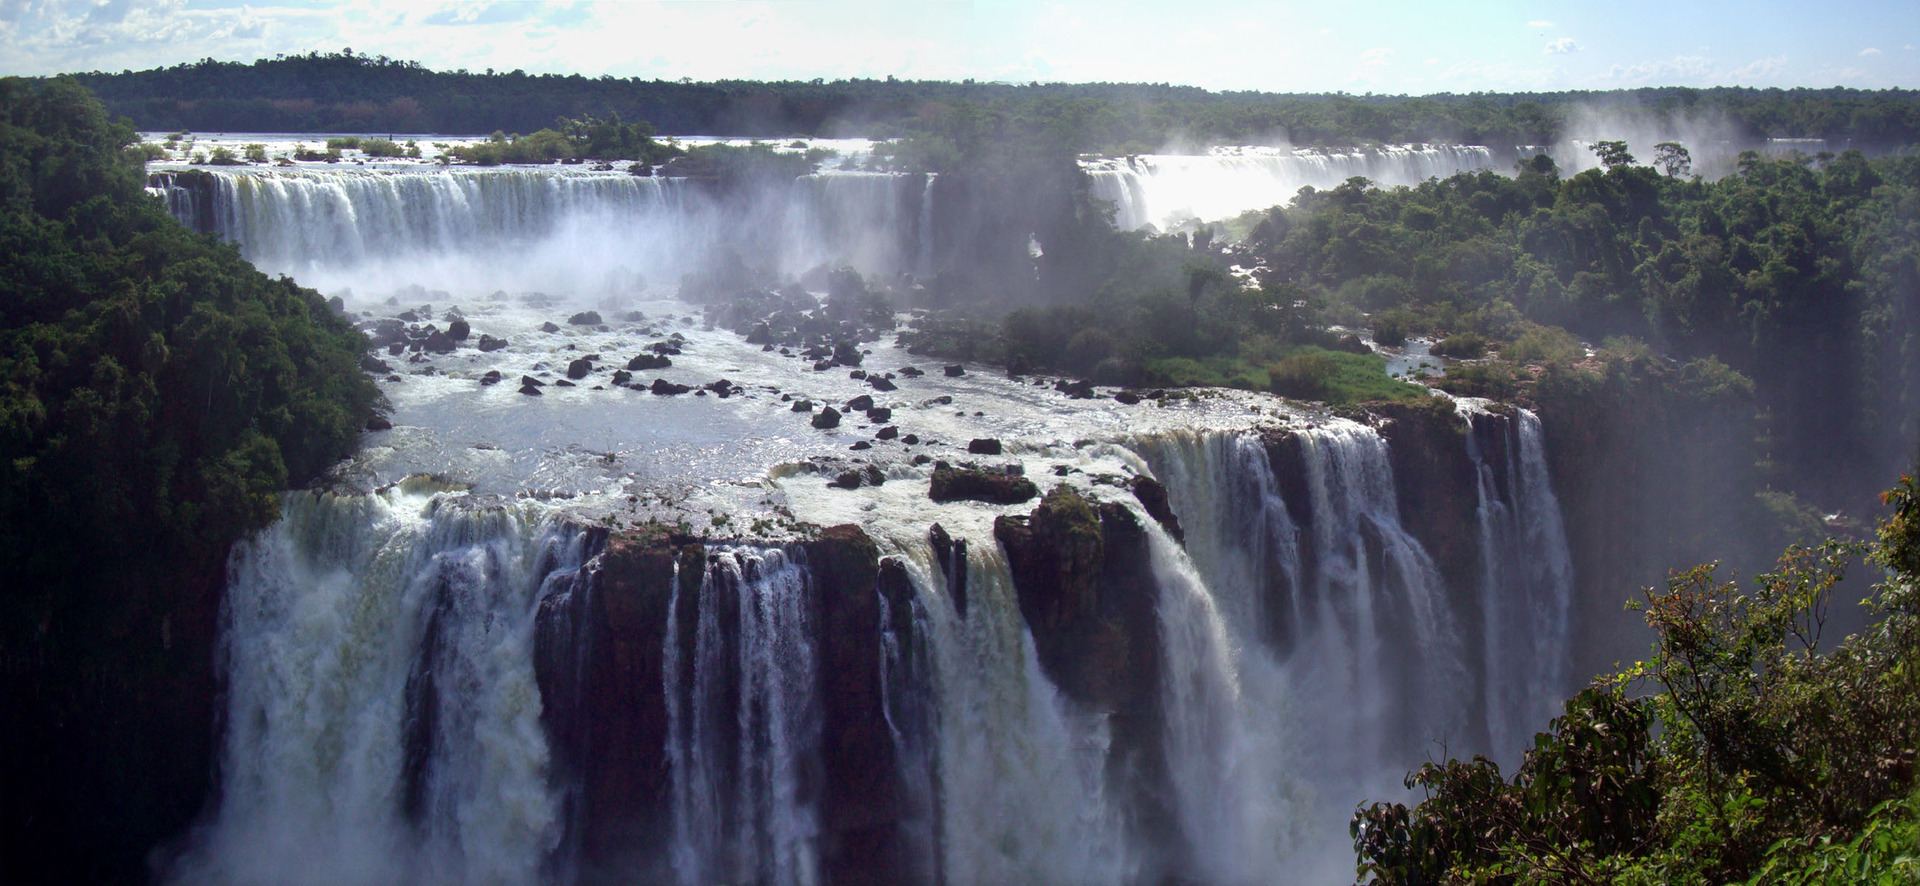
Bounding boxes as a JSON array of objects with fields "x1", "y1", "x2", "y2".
[{"x1": 2, "y1": 0, "x2": 1917, "y2": 94}]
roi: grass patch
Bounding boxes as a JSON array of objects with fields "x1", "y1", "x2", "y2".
[{"x1": 1268, "y1": 346, "x2": 1431, "y2": 406}]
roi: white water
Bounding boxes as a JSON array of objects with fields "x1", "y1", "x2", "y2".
[
  {"x1": 1460, "y1": 403, "x2": 1575, "y2": 760},
  {"x1": 664, "y1": 547, "x2": 821, "y2": 886},
  {"x1": 875, "y1": 534, "x2": 1131, "y2": 885},
  {"x1": 153, "y1": 166, "x2": 934, "y2": 296},
  {"x1": 169, "y1": 482, "x2": 587, "y2": 886},
  {"x1": 1086, "y1": 144, "x2": 1496, "y2": 230},
  {"x1": 1129, "y1": 423, "x2": 1480, "y2": 881}
]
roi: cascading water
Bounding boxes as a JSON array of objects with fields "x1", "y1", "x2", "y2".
[
  {"x1": 1127, "y1": 423, "x2": 1493, "y2": 880},
  {"x1": 153, "y1": 167, "x2": 937, "y2": 295},
  {"x1": 1459, "y1": 402, "x2": 1575, "y2": 760},
  {"x1": 167, "y1": 481, "x2": 594, "y2": 886},
  {"x1": 1085, "y1": 144, "x2": 1496, "y2": 230},
  {"x1": 877, "y1": 536, "x2": 1130, "y2": 885},
  {"x1": 663, "y1": 547, "x2": 821, "y2": 886}
]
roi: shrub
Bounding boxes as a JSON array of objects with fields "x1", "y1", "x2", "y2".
[
  {"x1": 324, "y1": 135, "x2": 361, "y2": 150},
  {"x1": 1504, "y1": 323, "x2": 1584, "y2": 365},
  {"x1": 359, "y1": 138, "x2": 407, "y2": 158},
  {"x1": 206, "y1": 146, "x2": 241, "y2": 165},
  {"x1": 1430, "y1": 331, "x2": 1487, "y2": 359},
  {"x1": 1372, "y1": 309, "x2": 1415, "y2": 346}
]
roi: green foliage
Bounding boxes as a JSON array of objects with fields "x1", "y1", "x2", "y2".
[
  {"x1": 445, "y1": 113, "x2": 682, "y2": 166},
  {"x1": 357, "y1": 137, "x2": 406, "y2": 157},
  {"x1": 1268, "y1": 346, "x2": 1430, "y2": 405},
  {"x1": 1505, "y1": 324, "x2": 1586, "y2": 365},
  {"x1": 0, "y1": 74, "x2": 379, "y2": 641},
  {"x1": 60, "y1": 54, "x2": 1920, "y2": 153},
  {"x1": 1352, "y1": 477, "x2": 1920, "y2": 885},
  {"x1": 241, "y1": 142, "x2": 267, "y2": 163},
  {"x1": 324, "y1": 135, "x2": 360, "y2": 150}
]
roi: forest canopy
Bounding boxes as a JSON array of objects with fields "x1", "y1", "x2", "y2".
[
  {"x1": 60, "y1": 51, "x2": 1920, "y2": 152},
  {"x1": 0, "y1": 76, "x2": 380, "y2": 876}
]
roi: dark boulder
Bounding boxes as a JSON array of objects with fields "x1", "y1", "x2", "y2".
[
  {"x1": 1129, "y1": 476, "x2": 1185, "y2": 544},
  {"x1": 479, "y1": 370, "x2": 503, "y2": 386},
  {"x1": 611, "y1": 370, "x2": 633, "y2": 386},
  {"x1": 422, "y1": 331, "x2": 456, "y2": 354},
  {"x1": 360, "y1": 355, "x2": 391, "y2": 373},
  {"x1": 847, "y1": 394, "x2": 875, "y2": 412},
  {"x1": 518, "y1": 384, "x2": 543, "y2": 396},
  {"x1": 850, "y1": 441, "x2": 872, "y2": 451},
  {"x1": 967, "y1": 438, "x2": 1003, "y2": 456},
  {"x1": 520, "y1": 375, "x2": 545, "y2": 387},
  {"x1": 791, "y1": 399, "x2": 815, "y2": 412},
  {"x1": 943, "y1": 364, "x2": 965, "y2": 377},
  {"x1": 869, "y1": 376, "x2": 898, "y2": 392},
  {"x1": 477, "y1": 334, "x2": 509, "y2": 352},
  {"x1": 649, "y1": 379, "x2": 690, "y2": 396},
  {"x1": 876, "y1": 426, "x2": 899, "y2": 440},
  {"x1": 366, "y1": 415, "x2": 393, "y2": 430},
  {"x1": 568, "y1": 311, "x2": 603, "y2": 326},
  {"x1": 833, "y1": 340, "x2": 863, "y2": 367},
  {"x1": 929, "y1": 465, "x2": 1037, "y2": 505},
  {"x1": 866, "y1": 407, "x2": 892, "y2": 423},
  {"x1": 812, "y1": 406, "x2": 842, "y2": 429},
  {"x1": 627, "y1": 353, "x2": 671, "y2": 371},
  {"x1": 447, "y1": 319, "x2": 471, "y2": 341},
  {"x1": 1114, "y1": 390, "x2": 1142, "y2": 405},
  {"x1": 540, "y1": 321, "x2": 561, "y2": 333},
  {"x1": 567, "y1": 358, "x2": 594, "y2": 380}
]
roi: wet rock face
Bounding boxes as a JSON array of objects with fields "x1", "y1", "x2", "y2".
[
  {"x1": 928, "y1": 465, "x2": 1038, "y2": 504},
  {"x1": 1369, "y1": 399, "x2": 1481, "y2": 608},
  {"x1": 534, "y1": 527, "x2": 692, "y2": 883},
  {"x1": 992, "y1": 486, "x2": 1160, "y2": 710},
  {"x1": 805, "y1": 525, "x2": 911, "y2": 886},
  {"x1": 534, "y1": 524, "x2": 908, "y2": 885}
]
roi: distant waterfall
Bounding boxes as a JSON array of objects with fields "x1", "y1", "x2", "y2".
[
  {"x1": 1460, "y1": 403, "x2": 1575, "y2": 760},
  {"x1": 150, "y1": 167, "x2": 935, "y2": 296},
  {"x1": 1085, "y1": 145, "x2": 1496, "y2": 230},
  {"x1": 169, "y1": 484, "x2": 593, "y2": 886}
]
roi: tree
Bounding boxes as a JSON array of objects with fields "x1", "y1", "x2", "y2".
[
  {"x1": 1653, "y1": 141, "x2": 1691, "y2": 178},
  {"x1": 1590, "y1": 139, "x2": 1636, "y2": 170}
]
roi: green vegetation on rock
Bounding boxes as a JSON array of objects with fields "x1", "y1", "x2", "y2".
[{"x1": 0, "y1": 76, "x2": 380, "y2": 880}]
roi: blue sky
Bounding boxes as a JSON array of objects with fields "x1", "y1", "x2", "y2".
[{"x1": 3, "y1": 0, "x2": 1917, "y2": 94}]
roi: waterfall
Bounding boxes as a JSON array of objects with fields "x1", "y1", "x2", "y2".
[
  {"x1": 1460, "y1": 403, "x2": 1575, "y2": 760},
  {"x1": 1085, "y1": 144, "x2": 1496, "y2": 230},
  {"x1": 168, "y1": 483, "x2": 591, "y2": 886},
  {"x1": 915, "y1": 172, "x2": 936, "y2": 278},
  {"x1": 664, "y1": 546, "x2": 821, "y2": 886},
  {"x1": 867, "y1": 531, "x2": 1129, "y2": 885},
  {"x1": 157, "y1": 167, "x2": 936, "y2": 296},
  {"x1": 1128, "y1": 423, "x2": 1481, "y2": 880}
]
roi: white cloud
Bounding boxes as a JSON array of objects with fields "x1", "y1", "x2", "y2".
[
  {"x1": 1527, "y1": 20, "x2": 1553, "y2": 27},
  {"x1": 1596, "y1": 54, "x2": 1714, "y2": 86},
  {"x1": 1732, "y1": 55, "x2": 1787, "y2": 80},
  {"x1": 1859, "y1": 47, "x2": 1882, "y2": 57},
  {"x1": 1545, "y1": 38, "x2": 1579, "y2": 54},
  {"x1": 1359, "y1": 46, "x2": 1393, "y2": 67}
]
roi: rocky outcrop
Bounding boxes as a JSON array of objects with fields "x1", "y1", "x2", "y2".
[
  {"x1": 534, "y1": 523, "x2": 909, "y2": 885},
  {"x1": 1370, "y1": 398, "x2": 1480, "y2": 610},
  {"x1": 535, "y1": 526, "x2": 695, "y2": 883},
  {"x1": 992, "y1": 486, "x2": 1175, "y2": 870},
  {"x1": 806, "y1": 526, "x2": 911, "y2": 886},
  {"x1": 928, "y1": 465, "x2": 1038, "y2": 504}
]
